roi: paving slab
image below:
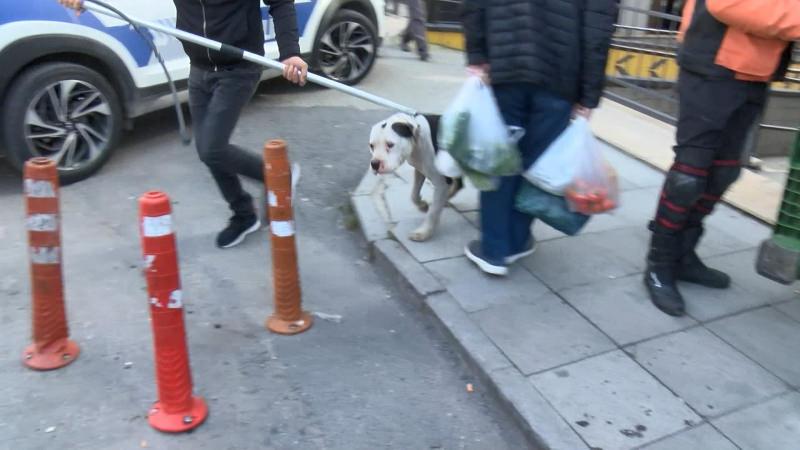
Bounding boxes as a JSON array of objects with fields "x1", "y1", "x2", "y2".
[
  {"x1": 690, "y1": 223, "x2": 757, "y2": 259},
  {"x1": 449, "y1": 179, "x2": 480, "y2": 212},
  {"x1": 425, "y1": 256, "x2": 550, "y2": 313},
  {"x1": 613, "y1": 187, "x2": 660, "y2": 226},
  {"x1": 707, "y1": 249, "x2": 798, "y2": 304},
  {"x1": 774, "y1": 300, "x2": 800, "y2": 322},
  {"x1": 521, "y1": 227, "x2": 648, "y2": 291},
  {"x1": 707, "y1": 307, "x2": 800, "y2": 387},
  {"x1": 461, "y1": 210, "x2": 481, "y2": 229},
  {"x1": 425, "y1": 293, "x2": 512, "y2": 373},
  {"x1": 353, "y1": 169, "x2": 381, "y2": 196},
  {"x1": 705, "y1": 203, "x2": 772, "y2": 247},
  {"x1": 560, "y1": 275, "x2": 697, "y2": 346},
  {"x1": 713, "y1": 391, "x2": 800, "y2": 450},
  {"x1": 629, "y1": 327, "x2": 788, "y2": 417},
  {"x1": 603, "y1": 146, "x2": 666, "y2": 190},
  {"x1": 531, "y1": 221, "x2": 571, "y2": 242},
  {"x1": 531, "y1": 350, "x2": 701, "y2": 450},
  {"x1": 391, "y1": 208, "x2": 476, "y2": 263},
  {"x1": 640, "y1": 424, "x2": 738, "y2": 450},
  {"x1": 682, "y1": 279, "x2": 771, "y2": 322},
  {"x1": 383, "y1": 177, "x2": 434, "y2": 223},
  {"x1": 391, "y1": 163, "x2": 416, "y2": 184},
  {"x1": 491, "y1": 367, "x2": 587, "y2": 450},
  {"x1": 472, "y1": 294, "x2": 615, "y2": 375}
]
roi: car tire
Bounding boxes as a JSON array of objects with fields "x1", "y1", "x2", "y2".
[
  {"x1": 311, "y1": 9, "x2": 378, "y2": 86},
  {"x1": 3, "y1": 62, "x2": 123, "y2": 185}
]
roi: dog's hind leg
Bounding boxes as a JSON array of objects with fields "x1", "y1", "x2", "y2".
[{"x1": 411, "y1": 169, "x2": 429, "y2": 213}]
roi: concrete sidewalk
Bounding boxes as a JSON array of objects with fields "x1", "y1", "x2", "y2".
[{"x1": 351, "y1": 142, "x2": 800, "y2": 450}]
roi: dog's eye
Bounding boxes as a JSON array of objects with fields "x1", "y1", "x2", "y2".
[
  {"x1": 387, "y1": 142, "x2": 395, "y2": 149},
  {"x1": 369, "y1": 143, "x2": 374, "y2": 152}
]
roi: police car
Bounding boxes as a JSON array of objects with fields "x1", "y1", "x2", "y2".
[{"x1": 0, "y1": 0, "x2": 384, "y2": 183}]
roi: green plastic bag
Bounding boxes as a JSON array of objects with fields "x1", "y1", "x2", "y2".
[
  {"x1": 515, "y1": 182, "x2": 590, "y2": 236},
  {"x1": 438, "y1": 77, "x2": 523, "y2": 190}
]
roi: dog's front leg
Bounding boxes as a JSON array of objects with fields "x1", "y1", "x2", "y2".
[
  {"x1": 411, "y1": 169, "x2": 429, "y2": 213},
  {"x1": 409, "y1": 177, "x2": 449, "y2": 242}
]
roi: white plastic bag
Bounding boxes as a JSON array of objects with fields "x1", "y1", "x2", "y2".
[
  {"x1": 565, "y1": 137, "x2": 619, "y2": 215},
  {"x1": 523, "y1": 117, "x2": 591, "y2": 195},
  {"x1": 524, "y1": 117, "x2": 618, "y2": 214},
  {"x1": 438, "y1": 77, "x2": 521, "y2": 178}
]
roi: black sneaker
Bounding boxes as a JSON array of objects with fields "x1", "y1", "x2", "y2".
[
  {"x1": 216, "y1": 214, "x2": 261, "y2": 249},
  {"x1": 465, "y1": 240, "x2": 508, "y2": 276}
]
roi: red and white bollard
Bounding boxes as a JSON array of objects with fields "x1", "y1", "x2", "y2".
[
  {"x1": 138, "y1": 191, "x2": 208, "y2": 433},
  {"x1": 22, "y1": 157, "x2": 79, "y2": 370}
]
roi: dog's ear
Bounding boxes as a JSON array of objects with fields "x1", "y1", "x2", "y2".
[{"x1": 391, "y1": 122, "x2": 415, "y2": 139}]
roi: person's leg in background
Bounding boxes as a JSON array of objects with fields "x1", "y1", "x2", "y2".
[
  {"x1": 645, "y1": 70, "x2": 750, "y2": 316},
  {"x1": 466, "y1": 83, "x2": 571, "y2": 276},
  {"x1": 189, "y1": 65, "x2": 264, "y2": 248},
  {"x1": 401, "y1": 0, "x2": 429, "y2": 61}
]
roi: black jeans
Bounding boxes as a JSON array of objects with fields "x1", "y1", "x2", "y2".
[
  {"x1": 189, "y1": 63, "x2": 263, "y2": 218},
  {"x1": 653, "y1": 69, "x2": 767, "y2": 234}
]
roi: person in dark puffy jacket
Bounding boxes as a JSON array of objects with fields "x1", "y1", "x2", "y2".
[
  {"x1": 60, "y1": 0, "x2": 308, "y2": 249},
  {"x1": 460, "y1": 0, "x2": 617, "y2": 276}
]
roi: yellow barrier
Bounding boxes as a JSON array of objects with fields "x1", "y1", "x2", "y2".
[
  {"x1": 426, "y1": 30, "x2": 464, "y2": 51},
  {"x1": 426, "y1": 29, "x2": 799, "y2": 91}
]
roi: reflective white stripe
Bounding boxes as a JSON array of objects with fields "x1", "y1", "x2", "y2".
[
  {"x1": 26, "y1": 214, "x2": 58, "y2": 232},
  {"x1": 167, "y1": 290, "x2": 183, "y2": 309},
  {"x1": 24, "y1": 179, "x2": 56, "y2": 198},
  {"x1": 142, "y1": 215, "x2": 172, "y2": 237},
  {"x1": 271, "y1": 220, "x2": 295, "y2": 237},
  {"x1": 30, "y1": 247, "x2": 60, "y2": 265}
]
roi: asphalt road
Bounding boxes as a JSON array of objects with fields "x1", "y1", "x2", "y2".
[{"x1": 0, "y1": 44, "x2": 533, "y2": 449}]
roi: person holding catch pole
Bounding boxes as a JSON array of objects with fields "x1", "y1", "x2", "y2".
[{"x1": 59, "y1": 0, "x2": 308, "y2": 248}]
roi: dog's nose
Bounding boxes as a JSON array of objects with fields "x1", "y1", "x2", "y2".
[{"x1": 370, "y1": 160, "x2": 381, "y2": 171}]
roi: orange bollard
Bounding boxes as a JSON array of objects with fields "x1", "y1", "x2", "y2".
[
  {"x1": 22, "y1": 157, "x2": 79, "y2": 370},
  {"x1": 138, "y1": 191, "x2": 208, "y2": 433},
  {"x1": 263, "y1": 140, "x2": 312, "y2": 335}
]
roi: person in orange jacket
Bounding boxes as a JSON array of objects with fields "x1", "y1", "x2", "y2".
[{"x1": 645, "y1": 0, "x2": 799, "y2": 316}]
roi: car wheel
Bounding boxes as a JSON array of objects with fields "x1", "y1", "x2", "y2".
[
  {"x1": 312, "y1": 9, "x2": 378, "y2": 86},
  {"x1": 3, "y1": 62, "x2": 123, "y2": 185}
]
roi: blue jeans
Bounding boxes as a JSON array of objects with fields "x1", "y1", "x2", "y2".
[{"x1": 480, "y1": 83, "x2": 573, "y2": 263}]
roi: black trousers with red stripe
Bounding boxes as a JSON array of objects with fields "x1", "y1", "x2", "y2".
[{"x1": 653, "y1": 69, "x2": 768, "y2": 235}]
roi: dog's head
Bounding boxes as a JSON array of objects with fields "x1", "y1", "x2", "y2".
[{"x1": 368, "y1": 113, "x2": 419, "y2": 174}]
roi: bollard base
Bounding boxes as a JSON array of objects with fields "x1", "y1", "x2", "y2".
[
  {"x1": 148, "y1": 396, "x2": 208, "y2": 433},
  {"x1": 22, "y1": 339, "x2": 80, "y2": 371},
  {"x1": 266, "y1": 311, "x2": 313, "y2": 335},
  {"x1": 756, "y1": 238, "x2": 800, "y2": 285}
]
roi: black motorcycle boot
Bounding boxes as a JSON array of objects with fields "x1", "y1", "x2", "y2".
[
  {"x1": 644, "y1": 229, "x2": 686, "y2": 317},
  {"x1": 676, "y1": 227, "x2": 731, "y2": 289}
]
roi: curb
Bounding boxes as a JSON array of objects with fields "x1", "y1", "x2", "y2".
[{"x1": 350, "y1": 173, "x2": 588, "y2": 450}]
